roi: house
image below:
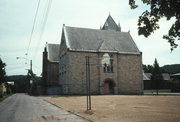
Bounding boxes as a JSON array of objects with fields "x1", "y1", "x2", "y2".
[
  {"x1": 170, "y1": 73, "x2": 180, "y2": 92},
  {"x1": 0, "y1": 83, "x2": 6, "y2": 97},
  {"x1": 59, "y1": 15, "x2": 143, "y2": 95},
  {"x1": 143, "y1": 73, "x2": 170, "y2": 81},
  {"x1": 171, "y1": 73, "x2": 180, "y2": 79},
  {"x1": 143, "y1": 73, "x2": 171, "y2": 89},
  {"x1": 42, "y1": 43, "x2": 60, "y2": 94}
]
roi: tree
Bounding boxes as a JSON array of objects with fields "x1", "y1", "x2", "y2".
[
  {"x1": 0, "y1": 58, "x2": 6, "y2": 84},
  {"x1": 129, "y1": 0, "x2": 180, "y2": 51},
  {"x1": 7, "y1": 75, "x2": 28, "y2": 93},
  {"x1": 151, "y1": 59, "x2": 163, "y2": 95},
  {"x1": 143, "y1": 64, "x2": 153, "y2": 73}
]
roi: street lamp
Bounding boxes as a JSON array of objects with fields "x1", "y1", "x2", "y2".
[{"x1": 16, "y1": 57, "x2": 33, "y2": 93}]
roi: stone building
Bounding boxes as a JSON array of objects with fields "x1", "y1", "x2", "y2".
[
  {"x1": 59, "y1": 15, "x2": 143, "y2": 95},
  {"x1": 42, "y1": 43, "x2": 60, "y2": 94}
]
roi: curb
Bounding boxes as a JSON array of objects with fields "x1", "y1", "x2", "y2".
[{"x1": 43, "y1": 99, "x2": 93, "y2": 122}]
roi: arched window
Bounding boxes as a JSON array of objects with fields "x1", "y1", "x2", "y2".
[{"x1": 102, "y1": 53, "x2": 113, "y2": 73}]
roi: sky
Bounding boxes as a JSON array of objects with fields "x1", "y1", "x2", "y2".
[{"x1": 0, "y1": 0, "x2": 179, "y2": 76}]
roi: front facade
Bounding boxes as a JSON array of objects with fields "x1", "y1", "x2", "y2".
[{"x1": 59, "y1": 15, "x2": 143, "y2": 95}]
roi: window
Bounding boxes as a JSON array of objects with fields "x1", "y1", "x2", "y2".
[{"x1": 102, "y1": 53, "x2": 113, "y2": 73}]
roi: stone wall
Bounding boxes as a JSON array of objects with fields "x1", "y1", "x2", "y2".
[
  {"x1": 59, "y1": 50, "x2": 143, "y2": 95},
  {"x1": 117, "y1": 54, "x2": 143, "y2": 94},
  {"x1": 47, "y1": 62, "x2": 59, "y2": 85},
  {"x1": 98, "y1": 53, "x2": 118, "y2": 94},
  {"x1": 67, "y1": 51, "x2": 100, "y2": 94}
]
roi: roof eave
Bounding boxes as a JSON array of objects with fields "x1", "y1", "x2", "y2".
[{"x1": 69, "y1": 48, "x2": 141, "y2": 55}]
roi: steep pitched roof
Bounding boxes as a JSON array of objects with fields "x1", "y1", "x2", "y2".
[
  {"x1": 63, "y1": 26, "x2": 140, "y2": 54},
  {"x1": 47, "y1": 43, "x2": 59, "y2": 62},
  {"x1": 102, "y1": 15, "x2": 121, "y2": 31}
]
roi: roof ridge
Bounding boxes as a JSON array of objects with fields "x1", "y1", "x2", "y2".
[{"x1": 65, "y1": 26, "x2": 127, "y2": 33}]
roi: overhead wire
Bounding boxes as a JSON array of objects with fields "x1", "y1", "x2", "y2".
[
  {"x1": 26, "y1": 0, "x2": 41, "y2": 56},
  {"x1": 33, "y1": 0, "x2": 52, "y2": 59}
]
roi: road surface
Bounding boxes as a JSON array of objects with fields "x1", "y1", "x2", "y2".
[{"x1": 0, "y1": 93, "x2": 87, "y2": 122}]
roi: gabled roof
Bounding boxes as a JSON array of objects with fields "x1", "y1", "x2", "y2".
[
  {"x1": 47, "y1": 43, "x2": 59, "y2": 62},
  {"x1": 143, "y1": 72, "x2": 150, "y2": 80},
  {"x1": 102, "y1": 15, "x2": 121, "y2": 31},
  {"x1": 171, "y1": 73, "x2": 180, "y2": 76},
  {"x1": 63, "y1": 26, "x2": 140, "y2": 54},
  {"x1": 144, "y1": 73, "x2": 170, "y2": 81}
]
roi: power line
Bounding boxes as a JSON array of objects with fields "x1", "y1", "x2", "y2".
[
  {"x1": 7, "y1": 66, "x2": 28, "y2": 71},
  {"x1": 26, "y1": 0, "x2": 41, "y2": 55},
  {"x1": 33, "y1": 0, "x2": 52, "y2": 59}
]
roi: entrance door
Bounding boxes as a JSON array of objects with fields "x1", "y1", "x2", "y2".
[
  {"x1": 103, "y1": 79, "x2": 115, "y2": 94},
  {"x1": 103, "y1": 82, "x2": 109, "y2": 94}
]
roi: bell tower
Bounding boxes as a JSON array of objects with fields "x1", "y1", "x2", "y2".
[{"x1": 101, "y1": 15, "x2": 121, "y2": 31}]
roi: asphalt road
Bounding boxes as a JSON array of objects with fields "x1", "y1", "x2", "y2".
[{"x1": 0, "y1": 93, "x2": 87, "y2": 122}]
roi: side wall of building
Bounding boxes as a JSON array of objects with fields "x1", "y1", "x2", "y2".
[
  {"x1": 67, "y1": 51, "x2": 99, "y2": 94},
  {"x1": 117, "y1": 54, "x2": 143, "y2": 94},
  {"x1": 47, "y1": 62, "x2": 59, "y2": 86}
]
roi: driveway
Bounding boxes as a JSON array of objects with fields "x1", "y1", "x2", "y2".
[{"x1": 0, "y1": 93, "x2": 87, "y2": 122}]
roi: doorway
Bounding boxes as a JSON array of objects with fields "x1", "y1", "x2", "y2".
[{"x1": 103, "y1": 78, "x2": 115, "y2": 94}]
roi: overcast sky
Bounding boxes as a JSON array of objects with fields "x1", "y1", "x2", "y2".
[{"x1": 0, "y1": 0, "x2": 179, "y2": 76}]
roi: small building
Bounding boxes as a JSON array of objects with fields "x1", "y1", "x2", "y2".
[
  {"x1": 171, "y1": 73, "x2": 180, "y2": 79},
  {"x1": 143, "y1": 73, "x2": 171, "y2": 89},
  {"x1": 42, "y1": 43, "x2": 60, "y2": 94},
  {"x1": 0, "y1": 83, "x2": 6, "y2": 97},
  {"x1": 59, "y1": 15, "x2": 143, "y2": 95},
  {"x1": 170, "y1": 73, "x2": 180, "y2": 92},
  {"x1": 144, "y1": 73, "x2": 170, "y2": 81}
]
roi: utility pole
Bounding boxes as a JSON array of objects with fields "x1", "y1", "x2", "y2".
[
  {"x1": 16, "y1": 57, "x2": 33, "y2": 93},
  {"x1": 86, "y1": 56, "x2": 91, "y2": 110},
  {"x1": 30, "y1": 60, "x2": 32, "y2": 72}
]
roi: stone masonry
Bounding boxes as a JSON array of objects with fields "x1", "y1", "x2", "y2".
[{"x1": 59, "y1": 50, "x2": 143, "y2": 95}]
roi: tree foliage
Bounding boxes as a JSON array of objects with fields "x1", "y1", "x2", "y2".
[
  {"x1": 151, "y1": 59, "x2": 163, "y2": 94},
  {"x1": 0, "y1": 58, "x2": 6, "y2": 84},
  {"x1": 151, "y1": 59, "x2": 163, "y2": 81},
  {"x1": 143, "y1": 64, "x2": 153, "y2": 73},
  {"x1": 7, "y1": 75, "x2": 28, "y2": 93},
  {"x1": 129, "y1": 0, "x2": 180, "y2": 51}
]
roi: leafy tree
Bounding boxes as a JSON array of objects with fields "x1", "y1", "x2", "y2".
[
  {"x1": 0, "y1": 58, "x2": 6, "y2": 84},
  {"x1": 7, "y1": 75, "x2": 28, "y2": 93},
  {"x1": 143, "y1": 64, "x2": 148, "y2": 72},
  {"x1": 151, "y1": 59, "x2": 163, "y2": 95},
  {"x1": 143, "y1": 64, "x2": 153, "y2": 73},
  {"x1": 129, "y1": 0, "x2": 180, "y2": 51}
]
